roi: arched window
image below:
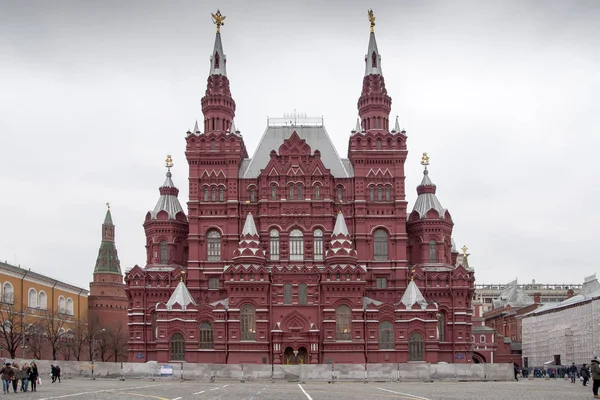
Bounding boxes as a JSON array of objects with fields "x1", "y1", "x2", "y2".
[
  {"x1": 160, "y1": 241, "x2": 168, "y2": 263},
  {"x1": 313, "y1": 229, "x2": 323, "y2": 261},
  {"x1": 203, "y1": 187, "x2": 209, "y2": 201},
  {"x1": 337, "y1": 187, "x2": 343, "y2": 202},
  {"x1": 58, "y1": 296, "x2": 66, "y2": 313},
  {"x1": 170, "y1": 332, "x2": 186, "y2": 361},
  {"x1": 219, "y1": 187, "x2": 225, "y2": 202},
  {"x1": 336, "y1": 305, "x2": 351, "y2": 340},
  {"x1": 199, "y1": 321, "x2": 213, "y2": 349},
  {"x1": 210, "y1": 140, "x2": 215, "y2": 150},
  {"x1": 214, "y1": 51, "x2": 220, "y2": 69},
  {"x1": 376, "y1": 139, "x2": 382, "y2": 149},
  {"x1": 437, "y1": 312, "x2": 445, "y2": 342},
  {"x1": 480, "y1": 335, "x2": 486, "y2": 343},
  {"x1": 271, "y1": 185, "x2": 277, "y2": 200},
  {"x1": 270, "y1": 230, "x2": 280, "y2": 261},
  {"x1": 283, "y1": 283, "x2": 293, "y2": 305},
  {"x1": 385, "y1": 187, "x2": 391, "y2": 201},
  {"x1": 372, "y1": 51, "x2": 377, "y2": 68},
  {"x1": 207, "y1": 230, "x2": 221, "y2": 261},
  {"x1": 289, "y1": 229, "x2": 304, "y2": 261},
  {"x1": 429, "y1": 240, "x2": 437, "y2": 263},
  {"x1": 314, "y1": 185, "x2": 321, "y2": 200},
  {"x1": 377, "y1": 187, "x2": 383, "y2": 201},
  {"x1": 369, "y1": 187, "x2": 374, "y2": 201},
  {"x1": 250, "y1": 188, "x2": 256, "y2": 202},
  {"x1": 373, "y1": 229, "x2": 389, "y2": 261},
  {"x1": 66, "y1": 298, "x2": 74, "y2": 315},
  {"x1": 298, "y1": 283, "x2": 307, "y2": 305},
  {"x1": 297, "y1": 185, "x2": 303, "y2": 199},
  {"x1": 28, "y1": 288, "x2": 37, "y2": 308},
  {"x1": 38, "y1": 291, "x2": 47, "y2": 310},
  {"x1": 211, "y1": 187, "x2": 216, "y2": 201},
  {"x1": 2, "y1": 283, "x2": 13, "y2": 304},
  {"x1": 289, "y1": 185, "x2": 295, "y2": 200},
  {"x1": 379, "y1": 321, "x2": 394, "y2": 349},
  {"x1": 408, "y1": 332, "x2": 424, "y2": 361},
  {"x1": 241, "y1": 304, "x2": 256, "y2": 340}
]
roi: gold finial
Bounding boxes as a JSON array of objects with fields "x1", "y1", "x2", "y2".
[
  {"x1": 211, "y1": 10, "x2": 226, "y2": 33},
  {"x1": 180, "y1": 270, "x2": 186, "y2": 282},
  {"x1": 106, "y1": 202, "x2": 110, "y2": 210},
  {"x1": 165, "y1": 154, "x2": 173, "y2": 170},
  {"x1": 461, "y1": 245, "x2": 469, "y2": 258},
  {"x1": 421, "y1": 152, "x2": 430, "y2": 169},
  {"x1": 368, "y1": 9, "x2": 376, "y2": 33}
]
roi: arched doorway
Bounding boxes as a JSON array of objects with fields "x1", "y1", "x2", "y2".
[
  {"x1": 472, "y1": 352, "x2": 486, "y2": 363},
  {"x1": 170, "y1": 332, "x2": 185, "y2": 361},
  {"x1": 284, "y1": 347, "x2": 295, "y2": 365},
  {"x1": 297, "y1": 347, "x2": 308, "y2": 364},
  {"x1": 283, "y1": 346, "x2": 309, "y2": 365}
]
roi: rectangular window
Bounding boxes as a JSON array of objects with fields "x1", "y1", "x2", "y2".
[
  {"x1": 219, "y1": 188, "x2": 224, "y2": 202},
  {"x1": 289, "y1": 237, "x2": 304, "y2": 261},
  {"x1": 376, "y1": 277, "x2": 387, "y2": 289},
  {"x1": 208, "y1": 278, "x2": 219, "y2": 289},
  {"x1": 385, "y1": 187, "x2": 391, "y2": 201},
  {"x1": 314, "y1": 236, "x2": 323, "y2": 261},
  {"x1": 270, "y1": 236, "x2": 280, "y2": 261}
]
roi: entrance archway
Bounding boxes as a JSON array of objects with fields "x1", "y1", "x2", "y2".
[
  {"x1": 284, "y1": 347, "x2": 295, "y2": 365},
  {"x1": 472, "y1": 352, "x2": 486, "y2": 363},
  {"x1": 283, "y1": 346, "x2": 309, "y2": 365},
  {"x1": 297, "y1": 347, "x2": 308, "y2": 364}
]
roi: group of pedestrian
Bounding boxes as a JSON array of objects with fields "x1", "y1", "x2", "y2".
[
  {"x1": 51, "y1": 364, "x2": 61, "y2": 383},
  {"x1": 0, "y1": 361, "x2": 39, "y2": 394}
]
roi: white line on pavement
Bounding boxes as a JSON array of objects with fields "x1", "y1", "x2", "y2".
[
  {"x1": 377, "y1": 387, "x2": 432, "y2": 400},
  {"x1": 298, "y1": 383, "x2": 313, "y2": 400},
  {"x1": 222, "y1": 384, "x2": 229, "y2": 388},
  {"x1": 210, "y1": 387, "x2": 220, "y2": 391},
  {"x1": 38, "y1": 384, "x2": 167, "y2": 400},
  {"x1": 193, "y1": 391, "x2": 205, "y2": 395},
  {"x1": 172, "y1": 397, "x2": 182, "y2": 400}
]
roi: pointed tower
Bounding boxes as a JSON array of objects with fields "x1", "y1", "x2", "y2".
[
  {"x1": 144, "y1": 155, "x2": 189, "y2": 266},
  {"x1": 407, "y1": 153, "x2": 454, "y2": 265},
  {"x1": 201, "y1": 9, "x2": 235, "y2": 134},
  {"x1": 326, "y1": 211, "x2": 358, "y2": 263},
  {"x1": 88, "y1": 204, "x2": 128, "y2": 347},
  {"x1": 232, "y1": 212, "x2": 266, "y2": 264}
]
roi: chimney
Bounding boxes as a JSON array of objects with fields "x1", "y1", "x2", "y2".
[
  {"x1": 567, "y1": 289, "x2": 574, "y2": 299},
  {"x1": 533, "y1": 292, "x2": 541, "y2": 303}
]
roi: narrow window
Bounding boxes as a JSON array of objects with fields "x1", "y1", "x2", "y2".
[
  {"x1": 38, "y1": 292, "x2": 47, "y2": 310},
  {"x1": 270, "y1": 230, "x2": 280, "y2": 261},
  {"x1": 207, "y1": 230, "x2": 221, "y2": 261},
  {"x1": 369, "y1": 187, "x2": 374, "y2": 201},
  {"x1": 219, "y1": 187, "x2": 224, "y2": 202},
  {"x1": 298, "y1": 283, "x2": 307, "y2": 305},
  {"x1": 314, "y1": 185, "x2": 320, "y2": 200},
  {"x1": 379, "y1": 321, "x2": 394, "y2": 349},
  {"x1": 377, "y1": 187, "x2": 383, "y2": 201},
  {"x1": 313, "y1": 229, "x2": 323, "y2": 261},
  {"x1": 297, "y1": 185, "x2": 303, "y2": 199},
  {"x1": 289, "y1": 185, "x2": 295, "y2": 200},
  {"x1": 170, "y1": 332, "x2": 186, "y2": 361},
  {"x1": 2, "y1": 283, "x2": 13, "y2": 304},
  {"x1": 409, "y1": 333, "x2": 424, "y2": 361},
  {"x1": 372, "y1": 51, "x2": 377, "y2": 68},
  {"x1": 160, "y1": 240, "x2": 168, "y2": 263},
  {"x1": 58, "y1": 296, "x2": 66, "y2": 313},
  {"x1": 429, "y1": 240, "x2": 437, "y2": 263},
  {"x1": 28, "y1": 288, "x2": 37, "y2": 308},
  {"x1": 152, "y1": 313, "x2": 158, "y2": 340},
  {"x1": 241, "y1": 304, "x2": 256, "y2": 340},
  {"x1": 208, "y1": 277, "x2": 219, "y2": 289},
  {"x1": 203, "y1": 188, "x2": 209, "y2": 202},
  {"x1": 376, "y1": 139, "x2": 381, "y2": 148},
  {"x1": 385, "y1": 187, "x2": 391, "y2": 201},
  {"x1": 336, "y1": 305, "x2": 351, "y2": 340},
  {"x1": 376, "y1": 277, "x2": 387, "y2": 289},
  {"x1": 373, "y1": 229, "x2": 389, "y2": 261},
  {"x1": 66, "y1": 298, "x2": 74, "y2": 315},
  {"x1": 289, "y1": 229, "x2": 304, "y2": 261},
  {"x1": 199, "y1": 322, "x2": 214, "y2": 349},
  {"x1": 271, "y1": 185, "x2": 277, "y2": 200},
  {"x1": 283, "y1": 283, "x2": 293, "y2": 305},
  {"x1": 480, "y1": 335, "x2": 486, "y2": 343},
  {"x1": 337, "y1": 187, "x2": 343, "y2": 202},
  {"x1": 211, "y1": 188, "x2": 216, "y2": 202},
  {"x1": 437, "y1": 313, "x2": 446, "y2": 342},
  {"x1": 210, "y1": 140, "x2": 215, "y2": 150},
  {"x1": 214, "y1": 52, "x2": 220, "y2": 69},
  {"x1": 250, "y1": 188, "x2": 256, "y2": 202}
]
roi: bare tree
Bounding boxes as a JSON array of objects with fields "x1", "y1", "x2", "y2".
[
  {"x1": 0, "y1": 295, "x2": 25, "y2": 358},
  {"x1": 41, "y1": 308, "x2": 69, "y2": 360},
  {"x1": 67, "y1": 320, "x2": 89, "y2": 361},
  {"x1": 106, "y1": 322, "x2": 128, "y2": 362},
  {"x1": 26, "y1": 324, "x2": 45, "y2": 360}
]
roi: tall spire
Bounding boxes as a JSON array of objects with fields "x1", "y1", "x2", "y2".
[
  {"x1": 233, "y1": 212, "x2": 265, "y2": 262},
  {"x1": 412, "y1": 153, "x2": 448, "y2": 219},
  {"x1": 202, "y1": 10, "x2": 236, "y2": 133},
  {"x1": 358, "y1": 10, "x2": 391, "y2": 131},
  {"x1": 150, "y1": 155, "x2": 185, "y2": 220},
  {"x1": 94, "y1": 204, "x2": 122, "y2": 275}
]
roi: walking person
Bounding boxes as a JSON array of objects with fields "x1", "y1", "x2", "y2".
[
  {"x1": 55, "y1": 364, "x2": 61, "y2": 383},
  {"x1": 0, "y1": 362, "x2": 13, "y2": 394},
  {"x1": 569, "y1": 362, "x2": 577, "y2": 383},
  {"x1": 11, "y1": 362, "x2": 20, "y2": 393},
  {"x1": 29, "y1": 361, "x2": 39, "y2": 392},
  {"x1": 21, "y1": 363, "x2": 30, "y2": 392}
]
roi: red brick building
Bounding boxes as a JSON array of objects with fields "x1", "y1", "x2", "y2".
[
  {"x1": 88, "y1": 206, "x2": 129, "y2": 361},
  {"x1": 125, "y1": 11, "x2": 475, "y2": 364}
]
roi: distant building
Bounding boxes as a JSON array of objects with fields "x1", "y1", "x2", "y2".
[
  {"x1": 0, "y1": 260, "x2": 88, "y2": 360},
  {"x1": 521, "y1": 275, "x2": 600, "y2": 368},
  {"x1": 88, "y1": 205, "x2": 128, "y2": 361}
]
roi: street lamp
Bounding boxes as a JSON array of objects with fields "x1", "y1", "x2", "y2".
[{"x1": 91, "y1": 328, "x2": 106, "y2": 380}]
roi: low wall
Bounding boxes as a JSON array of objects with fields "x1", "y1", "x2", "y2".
[{"x1": 5, "y1": 359, "x2": 513, "y2": 382}]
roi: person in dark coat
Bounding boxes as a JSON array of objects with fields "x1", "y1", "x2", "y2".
[
  {"x1": 581, "y1": 363, "x2": 590, "y2": 387},
  {"x1": 0, "y1": 362, "x2": 13, "y2": 394},
  {"x1": 29, "y1": 362, "x2": 39, "y2": 392},
  {"x1": 569, "y1": 362, "x2": 577, "y2": 383}
]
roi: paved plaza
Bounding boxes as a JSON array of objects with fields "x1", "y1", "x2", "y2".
[{"x1": 22, "y1": 378, "x2": 597, "y2": 400}]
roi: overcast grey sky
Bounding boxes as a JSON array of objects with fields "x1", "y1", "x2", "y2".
[{"x1": 1, "y1": 0, "x2": 599, "y2": 290}]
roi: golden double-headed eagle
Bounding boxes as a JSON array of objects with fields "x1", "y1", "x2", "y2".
[
  {"x1": 368, "y1": 9, "x2": 375, "y2": 32},
  {"x1": 212, "y1": 10, "x2": 226, "y2": 33}
]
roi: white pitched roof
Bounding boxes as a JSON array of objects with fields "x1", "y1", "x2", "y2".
[
  {"x1": 332, "y1": 211, "x2": 349, "y2": 236},
  {"x1": 241, "y1": 212, "x2": 258, "y2": 236},
  {"x1": 166, "y1": 280, "x2": 196, "y2": 310},
  {"x1": 399, "y1": 280, "x2": 428, "y2": 308}
]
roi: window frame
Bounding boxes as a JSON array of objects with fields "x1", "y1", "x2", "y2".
[
  {"x1": 379, "y1": 321, "x2": 394, "y2": 349},
  {"x1": 335, "y1": 305, "x2": 352, "y2": 341},
  {"x1": 289, "y1": 229, "x2": 304, "y2": 261},
  {"x1": 207, "y1": 230, "x2": 221, "y2": 261}
]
